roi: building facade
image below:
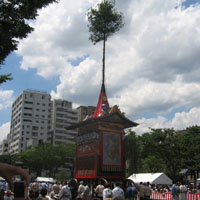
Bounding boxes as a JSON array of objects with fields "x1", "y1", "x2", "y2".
[
  {"x1": 50, "y1": 99, "x2": 78, "y2": 145},
  {"x1": 8, "y1": 90, "x2": 51, "y2": 153},
  {"x1": 4, "y1": 90, "x2": 80, "y2": 154},
  {"x1": 0, "y1": 139, "x2": 8, "y2": 155}
]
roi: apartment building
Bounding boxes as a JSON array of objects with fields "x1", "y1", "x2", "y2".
[
  {"x1": 0, "y1": 139, "x2": 8, "y2": 155},
  {"x1": 76, "y1": 105, "x2": 96, "y2": 122},
  {"x1": 4, "y1": 90, "x2": 79, "y2": 154},
  {"x1": 8, "y1": 90, "x2": 51, "y2": 153},
  {"x1": 50, "y1": 99, "x2": 78, "y2": 145}
]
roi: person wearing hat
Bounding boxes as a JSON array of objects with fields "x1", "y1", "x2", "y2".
[
  {"x1": 77, "y1": 181, "x2": 85, "y2": 199},
  {"x1": 95, "y1": 181, "x2": 104, "y2": 200}
]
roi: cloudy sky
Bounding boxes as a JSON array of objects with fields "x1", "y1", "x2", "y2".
[{"x1": 1, "y1": 0, "x2": 200, "y2": 141}]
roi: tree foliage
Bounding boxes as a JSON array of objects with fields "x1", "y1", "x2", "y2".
[
  {"x1": 0, "y1": 0, "x2": 57, "y2": 84},
  {"x1": 125, "y1": 126, "x2": 200, "y2": 182},
  {"x1": 87, "y1": 0, "x2": 123, "y2": 85},
  {"x1": 0, "y1": 143, "x2": 75, "y2": 178},
  {"x1": 87, "y1": 0, "x2": 123, "y2": 44},
  {"x1": 124, "y1": 130, "x2": 140, "y2": 176}
]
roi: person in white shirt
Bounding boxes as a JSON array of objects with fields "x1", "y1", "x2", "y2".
[
  {"x1": 179, "y1": 183, "x2": 187, "y2": 200},
  {"x1": 112, "y1": 182, "x2": 125, "y2": 200},
  {"x1": 77, "y1": 181, "x2": 85, "y2": 198},
  {"x1": 103, "y1": 183, "x2": 113, "y2": 200},
  {"x1": 59, "y1": 181, "x2": 72, "y2": 200},
  {"x1": 95, "y1": 181, "x2": 105, "y2": 200}
]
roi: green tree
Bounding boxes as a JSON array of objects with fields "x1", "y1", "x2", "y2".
[
  {"x1": 124, "y1": 130, "x2": 140, "y2": 176},
  {"x1": 55, "y1": 169, "x2": 70, "y2": 182},
  {"x1": 141, "y1": 155, "x2": 166, "y2": 173},
  {"x1": 181, "y1": 126, "x2": 200, "y2": 180},
  {"x1": 138, "y1": 128, "x2": 183, "y2": 181},
  {"x1": 17, "y1": 143, "x2": 75, "y2": 177},
  {"x1": 0, "y1": 0, "x2": 57, "y2": 84},
  {"x1": 87, "y1": 0, "x2": 123, "y2": 85}
]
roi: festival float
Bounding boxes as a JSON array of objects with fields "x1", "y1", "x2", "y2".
[{"x1": 67, "y1": 83, "x2": 138, "y2": 180}]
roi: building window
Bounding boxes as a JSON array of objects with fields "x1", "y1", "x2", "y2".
[
  {"x1": 32, "y1": 132, "x2": 38, "y2": 136},
  {"x1": 25, "y1": 101, "x2": 33, "y2": 104},
  {"x1": 32, "y1": 126, "x2": 38, "y2": 130},
  {"x1": 23, "y1": 119, "x2": 32, "y2": 122},
  {"x1": 24, "y1": 107, "x2": 32, "y2": 110}
]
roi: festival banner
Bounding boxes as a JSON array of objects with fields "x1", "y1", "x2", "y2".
[{"x1": 102, "y1": 132, "x2": 122, "y2": 168}]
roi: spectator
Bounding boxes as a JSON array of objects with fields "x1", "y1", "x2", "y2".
[
  {"x1": 4, "y1": 191, "x2": 14, "y2": 200},
  {"x1": 103, "y1": 183, "x2": 113, "y2": 200},
  {"x1": 171, "y1": 183, "x2": 180, "y2": 200},
  {"x1": 133, "y1": 182, "x2": 145, "y2": 200},
  {"x1": 144, "y1": 182, "x2": 151, "y2": 200},
  {"x1": 95, "y1": 181, "x2": 104, "y2": 200},
  {"x1": 59, "y1": 181, "x2": 72, "y2": 200},
  {"x1": 49, "y1": 184, "x2": 60, "y2": 200},
  {"x1": 112, "y1": 182, "x2": 125, "y2": 200},
  {"x1": 179, "y1": 183, "x2": 187, "y2": 200},
  {"x1": 77, "y1": 181, "x2": 85, "y2": 199},
  {"x1": 125, "y1": 182, "x2": 137, "y2": 200}
]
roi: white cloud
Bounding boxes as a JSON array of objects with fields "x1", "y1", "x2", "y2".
[
  {"x1": 133, "y1": 107, "x2": 200, "y2": 135},
  {"x1": 0, "y1": 90, "x2": 14, "y2": 110},
  {"x1": 16, "y1": 0, "x2": 200, "y2": 133},
  {"x1": 0, "y1": 122, "x2": 10, "y2": 141}
]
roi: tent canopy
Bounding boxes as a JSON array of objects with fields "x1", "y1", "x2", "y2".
[
  {"x1": 35, "y1": 177, "x2": 56, "y2": 183},
  {"x1": 128, "y1": 173, "x2": 172, "y2": 185}
]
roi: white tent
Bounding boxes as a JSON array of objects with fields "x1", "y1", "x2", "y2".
[
  {"x1": 128, "y1": 173, "x2": 172, "y2": 185},
  {"x1": 35, "y1": 177, "x2": 56, "y2": 183}
]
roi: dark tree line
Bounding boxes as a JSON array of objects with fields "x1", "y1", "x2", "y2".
[
  {"x1": 125, "y1": 126, "x2": 200, "y2": 182},
  {"x1": 0, "y1": 143, "x2": 75, "y2": 181}
]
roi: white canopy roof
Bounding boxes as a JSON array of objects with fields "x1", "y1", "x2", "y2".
[
  {"x1": 35, "y1": 177, "x2": 56, "y2": 183},
  {"x1": 128, "y1": 173, "x2": 172, "y2": 185}
]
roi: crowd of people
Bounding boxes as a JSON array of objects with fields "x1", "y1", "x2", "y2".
[
  {"x1": 0, "y1": 162, "x2": 199, "y2": 200},
  {"x1": 0, "y1": 179, "x2": 199, "y2": 200},
  {"x1": 27, "y1": 180, "x2": 140, "y2": 200}
]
